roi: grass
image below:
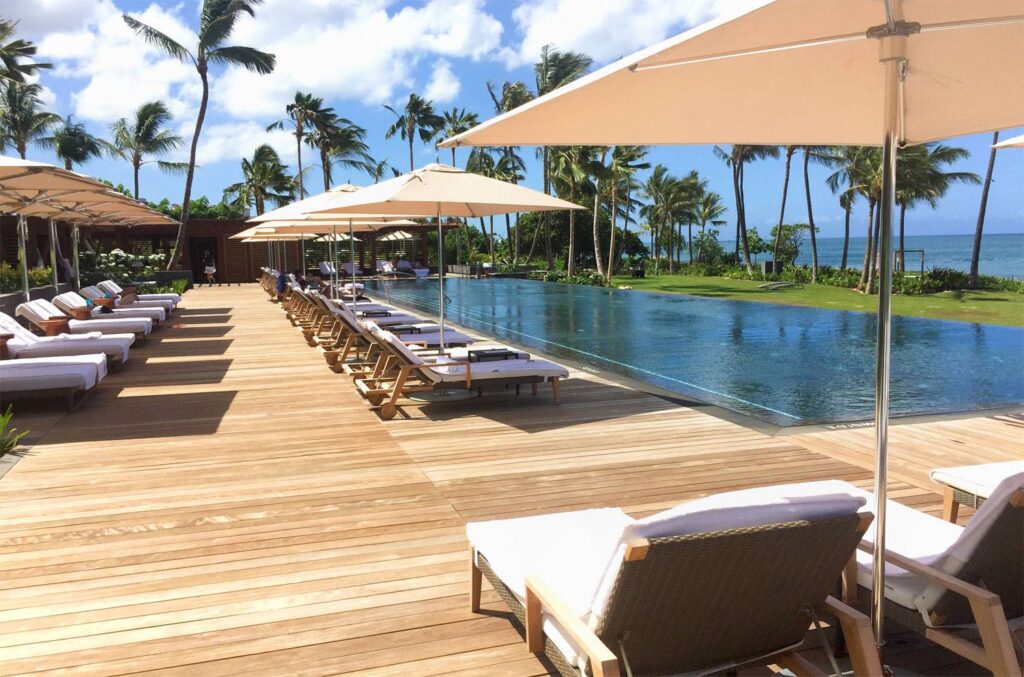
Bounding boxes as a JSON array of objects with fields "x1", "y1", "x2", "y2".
[{"x1": 612, "y1": 274, "x2": 1024, "y2": 327}]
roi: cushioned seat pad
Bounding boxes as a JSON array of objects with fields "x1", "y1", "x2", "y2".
[{"x1": 929, "y1": 461, "x2": 1024, "y2": 500}]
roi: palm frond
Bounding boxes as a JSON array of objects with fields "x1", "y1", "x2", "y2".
[
  {"x1": 122, "y1": 15, "x2": 193, "y2": 63},
  {"x1": 156, "y1": 160, "x2": 190, "y2": 174},
  {"x1": 207, "y1": 45, "x2": 275, "y2": 73}
]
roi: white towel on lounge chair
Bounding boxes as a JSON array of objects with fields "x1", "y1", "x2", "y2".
[
  {"x1": 929, "y1": 461, "x2": 1024, "y2": 502},
  {"x1": 54, "y1": 291, "x2": 165, "y2": 322},
  {"x1": 98, "y1": 280, "x2": 180, "y2": 305},
  {"x1": 81, "y1": 285, "x2": 174, "y2": 313},
  {"x1": 0, "y1": 313, "x2": 133, "y2": 363},
  {"x1": 17, "y1": 299, "x2": 152, "y2": 336},
  {"x1": 0, "y1": 354, "x2": 108, "y2": 392}
]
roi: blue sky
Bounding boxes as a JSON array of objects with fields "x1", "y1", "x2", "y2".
[{"x1": 7, "y1": 0, "x2": 1023, "y2": 238}]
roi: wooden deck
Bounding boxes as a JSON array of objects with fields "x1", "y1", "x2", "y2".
[{"x1": 1, "y1": 284, "x2": 1020, "y2": 675}]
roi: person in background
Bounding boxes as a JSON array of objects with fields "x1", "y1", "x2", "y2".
[
  {"x1": 292, "y1": 269, "x2": 307, "y2": 290},
  {"x1": 203, "y1": 250, "x2": 218, "y2": 286},
  {"x1": 276, "y1": 268, "x2": 289, "y2": 301}
]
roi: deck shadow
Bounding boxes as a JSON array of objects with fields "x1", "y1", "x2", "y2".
[
  {"x1": 172, "y1": 314, "x2": 232, "y2": 325},
  {"x1": 154, "y1": 326, "x2": 233, "y2": 338},
  {"x1": 39, "y1": 390, "x2": 238, "y2": 442},
  {"x1": 138, "y1": 338, "x2": 233, "y2": 356},
  {"x1": 175, "y1": 307, "x2": 233, "y2": 315},
  {"x1": 114, "y1": 359, "x2": 233, "y2": 387}
]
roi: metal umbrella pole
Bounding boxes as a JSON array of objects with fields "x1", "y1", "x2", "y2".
[
  {"x1": 48, "y1": 219, "x2": 59, "y2": 295},
  {"x1": 72, "y1": 224, "x2": 81, "y2": 289},
  {"x1": 16, "y1": 214, "x2": 30, "y2": 302},
  {"x1": 437, "y1": 206, "x2": 445, "y2": 353},
  {"x1": 348, "y1": 219, "x2": 356, "y2": 298},
  {"x1": 869, "y1": 11, "x2": 904, "y2": 646},
  {"x1": 331, "y1": 223, "x2": 338, "y2": 300}
]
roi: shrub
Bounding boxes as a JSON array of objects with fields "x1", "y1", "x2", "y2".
[
  {"x1": 81, "y1": 249, "x2": 166, "y2": 286},
  {"x1": 0, "y1": 263, "x2": 55, "y2": 293},
  {"x1": 541, "y1": 269, "x2": 607, "y2": 287},
  {"x1": 0, "y1": 405, "x2": 29, "y2": 457}
]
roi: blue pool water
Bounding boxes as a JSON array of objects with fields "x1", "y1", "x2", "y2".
[{"x1": 366, "y1": 278, "x2": 1024, "y2": 427}]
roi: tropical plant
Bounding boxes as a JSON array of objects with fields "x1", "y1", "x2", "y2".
[
  {"x1": 485, "y1": 83, "x2": 532, "y2": 263},
  {"x1": 551, "y1": 146, "x2": 597, "y2": 276},
  {"x1": 0, "y1": 19, "x2": 50, "y2": 84},
  {"x1": 534, "y1": 45, "x2": 593, "y2": 268},
  {"x1": 367, "y1": 158, "x2": 397, "y2": 184},
  {"x1": 693, "y1": 191, "x2": 727, "y2": 264},
  {"x1": 824, "y1": 145, "x2": 871, "y2": 270},
  {"x1": 604, "y1": 146, "x2": 649, "y2": 281},
  {"x1": 971, "y1": 131, "x2": 1000, "y2": 287},
  {"x1": 384, "y1": 93, "x2": 443, "y2": 171},
  {"x1": 713, "y1": 144, "x2": 779, "y2": 276},
  {"x1": 222, "y1": 144, "x2": 294, "y2": 216},
  {"x1": 772, "y1": 146, "x2": 796, "y2": 266},
  {"x1": 123, "y1": 0, "x2": 276, "y2": 270},
  {"x1": 438, "y1": 107, "x2": 479, "y2": 167},
  {"x1": 640, "y1": 165, "x2": 678, "y2": 275},
  {"x1": 268, "y1": 91, "x2": 331, "y2": 196},
  {"x1": 0, "y1": 82, "x2": 60, "y2": 158},
  {"x1": 38, "y1": 116, "x2": 105, "y2": 170},
  {"x1": 466, "y1": 147, "x2": 498, "y2": 262},
  {"x1": 109, "y1": 101, "x2": 187, "y2": 199},
  {"x1": 0, "y1": 405, "x2": 28, "y2": 457},
  {"x1": 801, "y1": 145, "x2": 832, "y2": 282},
  {"x1": 305, "y1": 112, "x2": 374, "y2": 191}
]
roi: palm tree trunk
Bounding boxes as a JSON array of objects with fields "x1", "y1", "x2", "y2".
[
  {"x1": 803, "y1": 151, "x2": 818, "y2": 283},
  {"x1": 606, "y1": 185, "x2": 618, "y2": 283},
  {"x1": 592, "y1": 185, "x2": 604, "y2": 276},
  {"x1": 133, "y1": 161, "x2": 141, "y2": 200},
  {"x1": 858, "y1": 201, "x2": 874, "y2": 290},
  {"x1": 697, "y1": 222, "x2": 706, "y2": 263},
  {"x1": 687, "y1": 223, "x2": 693, "y2": 264},
  {"x1": 513, "y1": 214, "x2": 520, "y2": 265},
  {"x1": 866, "y1": 201, "x2": 881, "y2": 294},
  {"x1": 505, "y1": 213, "x2": 513, "y2": 262},
  {"x1": 543, "y1": 148, "x2": 552, "y2": 269},
  {"x1": 408, "y1": 135, "x2": 414, "y2": 172},
  {"x1": 17, "y1": 141, "x2": 26, "y2": 159},
  {"x1": 567, "y1": 199, "x2": 576, "y2": 276},
  {"x1": 489, "y1": 215, "x2": 495, "y2": 265},
  {"x1": 295, "y1": 121, "x2": 304, "y2": 198},
  {"x1": 168, "y1": 63, "x2": 209, "y2": 271},
  {"x1": 321, "y1": 146, "x2": 331, "y2": 191},
  {"x1": 970, "y1": 131, "x2": 999, "y2": 287},
  {"x1": 450, "y1": 147, "x2": 456, "y2": 167},
  {"x1": 738, "y1": 164, "x2": 754, "y2": 276},
  {"x1": 840, "y1": 202, "x2": 851, "y2": 269},
  {"x1": 617, "y1": 186, "x2": 632, "y2": 266},
  {"x1": 64, "y1": 158, "x2": 73, "y2": 170},
  {"x1": 772, "y1": 149, "x2": 793, "y2": 268},
  {"x1": 898, "y1": 202, "x2": 907, "y2": 273}
]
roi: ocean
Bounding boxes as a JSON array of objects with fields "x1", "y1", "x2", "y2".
[{"x1": 716, "y1": 233, "x2": 1024, "y2": 279}]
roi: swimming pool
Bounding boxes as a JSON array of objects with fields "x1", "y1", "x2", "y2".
[{"x1": 365, "y1": 278, "x2": 1024, "y2": 426}]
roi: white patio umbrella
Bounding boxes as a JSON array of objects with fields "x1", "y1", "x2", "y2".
[
  {"x1": 310, "y1": 163, "x2": 582, "y2": 350},
  {"x1": 993, "y1": 132, "x2": 1024, "y2": 149},
  {"x1": 439, "y1": 0, "x2": 1024, "y2": 642}
]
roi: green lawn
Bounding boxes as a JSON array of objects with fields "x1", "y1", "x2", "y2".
[{"x1": 611, "y1": 274, "x2": 1024, "y2": 327}]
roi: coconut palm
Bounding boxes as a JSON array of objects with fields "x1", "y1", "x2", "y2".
[
  {"x1": 694, "y1": 190, "x2": 727, "y2": 264},
  {"x1": 0, "y1": 20, "x2": 50, "y2": 84},
  {"x1": 268, "y1": 91, "x2": 331, "y2": 197},
  {"x1": 971, "y1": 132, "x2": 1000, "y2": 286},
  {"x1": 614, "y1": 171, "x2": 645, "y2": 267},
  {"x1": 641, "y1": 165, "x2": 680, "y2": 275},
  {"x1": 367, "y1": 158, "x2": 398, "y2": 184},
  {"x1": 801, "y1": 145, "x2": 832, "y2": 282},
  {"x1": 772, "y1": 146, "x2": 797, "y2": 268},
  {"x1": 589, "y1": 148, "x2": 611, "y2": 276},
  {"x1": 605, "y1": 146, "x2": 649, "y2": 281},
  {"x1": 438, "y1": 107, "x2": 479, "y2": 167},
  {"x1": 222, "y1": 144, "x2": 293, "y2": 216},
  {"x1": 535, "y1": 46, "x2": 593, "y2": 268},
  {"x1": 824, "y1": 146, "x2": 870, "y2": 270},
  {"x1": 466, "y1": 147, "x2": 498, "y2": 262},
  {"x1": 486, "y1": 81, "x2": 534, "y2": 262},
  {"x1": 713, "y1": 144, "x2": 780, "y2": 276},
  {"x1": 304, "y1": 113, "x2": 374, "y2": 191},
  {"x1": 123, "y1": 0, "x2": 276, "y2": 270},
  {"x1": 109, "y1": 101, "x2": 187, "y2": 199},
  {"x1": 37, "y1": 116, "x2": 104, "y2": 170},
  {"x1": 384, "y1": 93, "x2": 443, "y2": 171},
  {"x1": 0, "y1": 82, "x2": 60, "y2": 159},
  {"x1": 551, "y1": 146, "x2": 597, "y2": 275}
]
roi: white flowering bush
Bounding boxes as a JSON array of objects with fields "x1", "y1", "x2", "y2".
[{"x1": 81, "y1": 249, "x2": 166, "y2": 285}]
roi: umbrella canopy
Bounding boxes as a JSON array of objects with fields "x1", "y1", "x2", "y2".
[
  {"x1": 442, "y1": 1, "x2": 1022, "y2": 149},
  {"x1": 317, "y1": 232, "x2": 361, "y2": 242},
  {"x1": 378, "y1": 230, "x2": 416, "y2": 242},
  {"x1": 993, "y1": 132, "x2": 1024, "y2": 148},
  {"x1": 436, "y1": 0, "x2": 1024, "y2": 645},
  {"x1": 310, "y1": 163, "x2": 582, "y2": 217},
  {"x1": 248, "y1": 184, "x2": 413, "y2": 223}
]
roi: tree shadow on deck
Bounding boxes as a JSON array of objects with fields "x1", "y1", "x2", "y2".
[
  {"x1": 175, "y1": 307, "x2": 233, "y2": 315},
  {"x1": 406, "y1": 376, "x2": 683, "y2": 433},
  {"x1": 114, "y1": 359, "x2": 233, "y2": 387},
  {"x1": 154, "y1": 325, "x2": 233, "y2": 339},
  {"x1": 138, "y1": 338, "x2": 234, "y2": 356}
]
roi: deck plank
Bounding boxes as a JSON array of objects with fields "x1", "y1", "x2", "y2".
[{"x1": 0, "y1": 284, "x2": 1015, "y2": 675}]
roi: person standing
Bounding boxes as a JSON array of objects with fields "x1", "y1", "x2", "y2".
[{"x1": 203, "y1": 250, "x2": 218, "y2": 286}]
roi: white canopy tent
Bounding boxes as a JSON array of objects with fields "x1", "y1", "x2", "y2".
[{"x1": 439, "y1": 0, "x2": 1024, "y2": 643}]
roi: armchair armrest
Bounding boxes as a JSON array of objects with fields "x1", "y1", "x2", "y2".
[
  {"x1": 68, "y1": 307, "x2": 94, "y2": 321},
  {"x1": 0, "y1": 332, "x2": 13, "y2": 360},
  {"x1": 423, "y1": 359, "x2": 473, "y2": 388},
  {"x1": 525, "y1": 575, "x2": 620, "y2": 677},
  {"x1": 856, "y1": 540, "x2": 998, "y2": 603},
  {"x1": 37, "y1": 318, "x2": 70, "y2": 336},
  {"x1": 822, "y1": 596, "x2": 883, "y2": 676}
]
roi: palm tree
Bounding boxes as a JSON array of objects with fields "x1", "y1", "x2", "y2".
[
  {"x1": 772, "y1": 146, "x2": 796, "y2": 269},
  {"x1": 367, "y1": 158, "x2": 396, "y2": 184},
  {"x1": 0, "y1": 82, "x2": 60, "y2": 158},
  {"x1": 0, "y1": 20, "x2": 50, "y2": 84},
  {"x1": 535, "y1": 46, "x2": 593, "y2": 268},
  {"x1": 713, "y1": 144, "x2": 779, "y2": 276},
  {"x1": 123, "y1": 0, "x2": 276, "y2": 270},
  {"x1": 384, "y1": 93, "x2": 443, "y2": 171},
  {"x1": 824, "y1": 146, "x2": 870, "y2": 270},
  {"x1": 614, "y1": 172, "x2": 645, "y2": 269},
  {"x1": 268, "y1": 91, "x2": 330, "y2": 197},
  {"x1": 466, "y1": 147, "x2": 498, "y2": 262},
  {"x1": 641, "y1": 165, "x2": 680, "y2": 275},
  {"x1": 305, "y1": 113, "x2": 373, "y2": 191},
  {"x1": 438, "y1": 107, "x2": 479, "y2": 167},
  {"x1": 37, "y1": 116, "x2": 104, "y2": 170},
  {"x1": 971, "y1": 132, "x2": 1000, "y2": 287},
  {"x1": 551, "y1": 146, "x2": 596, "y2": 276},
  {"x1": 109, "y1": 101, "x2": 187, "y2": 199},
  {"x1": 801, "y1": 145, "x2": 832, "y2": 283},
  {"x1": 694, "y1": 191, "x2": 727, "y2": 264},
  {"x1": 486, "y1": 81, "x2": 534, "y2": 262},
  {"x1": 222, "y1": 144, "x2": 293, "y2": 216},
  {"x1": 604, "y1": 146, "x2": 649, "y2": 281},
  {"x1": 495, "y1": 146, "x2": 526, "y2": 263}
]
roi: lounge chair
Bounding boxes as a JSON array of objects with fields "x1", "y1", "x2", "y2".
[
  {"x1": 80, "y1": 285, "x2": 174, "y2": 315},
  {"x1": 341, "y1": 262, "x2": 361, "y2": 276},
  {"x1": 17, "y1": 299, "x2": 152, "y2": 339},
  {"x1": 929, "y1": 460, "x2": 1024, "y2": 522},
  {"x1": 319, "y1": 262, "x2": 337, "y2": 277},
  {"x1": 412, "y1": 266, "x2": 429, "y2": 279},
  {"x1": 356, "y1": 326, "x2": 563, "y2": 420},
  {"x1": 849, "y1": 474, "x2": 1024, "y2": 676},
  {"x1": 467, "y1": 480, "x2": 880, "y2": 676},
  {"x1": 0, "y1": 354, "x2": 107, "y2": 411},
  {"x1": 0, "y1": 312, "x2": 133, "y2": 364},
  {"x1": 97, "y1": 279, "x2": 180, "y2": 307},
  {"x1": 53, "y1": 290, "x2": 165, "y2": 323}
]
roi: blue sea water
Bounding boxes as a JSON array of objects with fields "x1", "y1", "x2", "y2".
[{"x1": 366, "y1": 277, "x2": 1024, "y2": 427}]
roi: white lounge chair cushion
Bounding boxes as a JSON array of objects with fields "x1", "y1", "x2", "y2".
[
  {"x1": 81, "y1": 286, "x2": 174, "y2": 313},
  {"x1": 429, "y1": 357, "x2": 566, "y2": 383},
  {"x1": 467, "y1": 508, "x2": 634, "y2": 673},
  {"x1": 0, "y1": 314, "x2": 133, "y2": 363},
  {"x1": 21, "y1": 298, "x2": 151, "y2": 335},
  {"x1": 98, "y1": 280, "x2": 179, "y2": 305},
  {"x1": 929, "y1": 461, "x2": 1024, "y2": 501},
  {"x1": 342, "y1": 282, "x2": 364, "y2": 291},
  {"x1": 54, "y1": 292, "x2": 166, "y2": 322},
  {"x1": 319, "y1": 262, "x2": 336, "y2": 275},
  {"x1": 0, "y1": 354, "x2": 107, "y2": 392}
]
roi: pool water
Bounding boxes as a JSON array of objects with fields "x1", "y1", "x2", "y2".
[{"x1": 365, "y1": 278, "x2": 1024, "y2": 426}]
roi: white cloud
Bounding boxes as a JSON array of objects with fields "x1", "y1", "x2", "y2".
[
  {"x1": 213, "y1": 0, "x2": 502, "y2": 117},
  {"x1": 183, "y1": 121, "x2": 296, "y2": 167},
  {"x1": 424, "y1": 60, "x2": 460, "y2": 103},
  {"x1": 36, "y1": 85, "x2": 58, "y2": 110},
  {"x1": 32, "y1": 1, "x2": 199, "y2": 124},
  {"x1": 501, "y1": 0, "x2": 750, "y2": 67}
]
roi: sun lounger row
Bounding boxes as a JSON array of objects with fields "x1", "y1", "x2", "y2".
[
  {"x1": 0, "y1": 279, "x2": 180, "y2": 410},
  {"x1": 469, "y1": 470, "x2": 1024, "y2": 676},
  {"x1": 262, "y1": 268, "x2": 569, "y2": 420}
]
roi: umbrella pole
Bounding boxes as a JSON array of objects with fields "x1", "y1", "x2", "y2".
[
  {"x1": 349, "y1": 219, "x2": 356, "y2": 296},
  {"x1": 48, "y1": 219, "x2": 59, "y2": 295},
  {"x1": 17, "y1": 214, "x2": 30, "y2": 302},
  {"x1": 437, "y1": 207, "x2": 445, "y2": 353},
  {"x1": 72, "y1": 225, "x2": 81, "y2": 290},
  {"x1": 331, "y1": 224, "x2": 338, "y2": 300},
  {"x1": 870, "y1": 31, "x2": 904, "y2": 647}
]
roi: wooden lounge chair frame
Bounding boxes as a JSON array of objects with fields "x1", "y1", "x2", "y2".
[
  {"x1": 471, "y1": 512, "x2": 880, "y2": 677},
  {"x1": 857, "y1": 488, "x2": 1024, "y2": 676}
]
